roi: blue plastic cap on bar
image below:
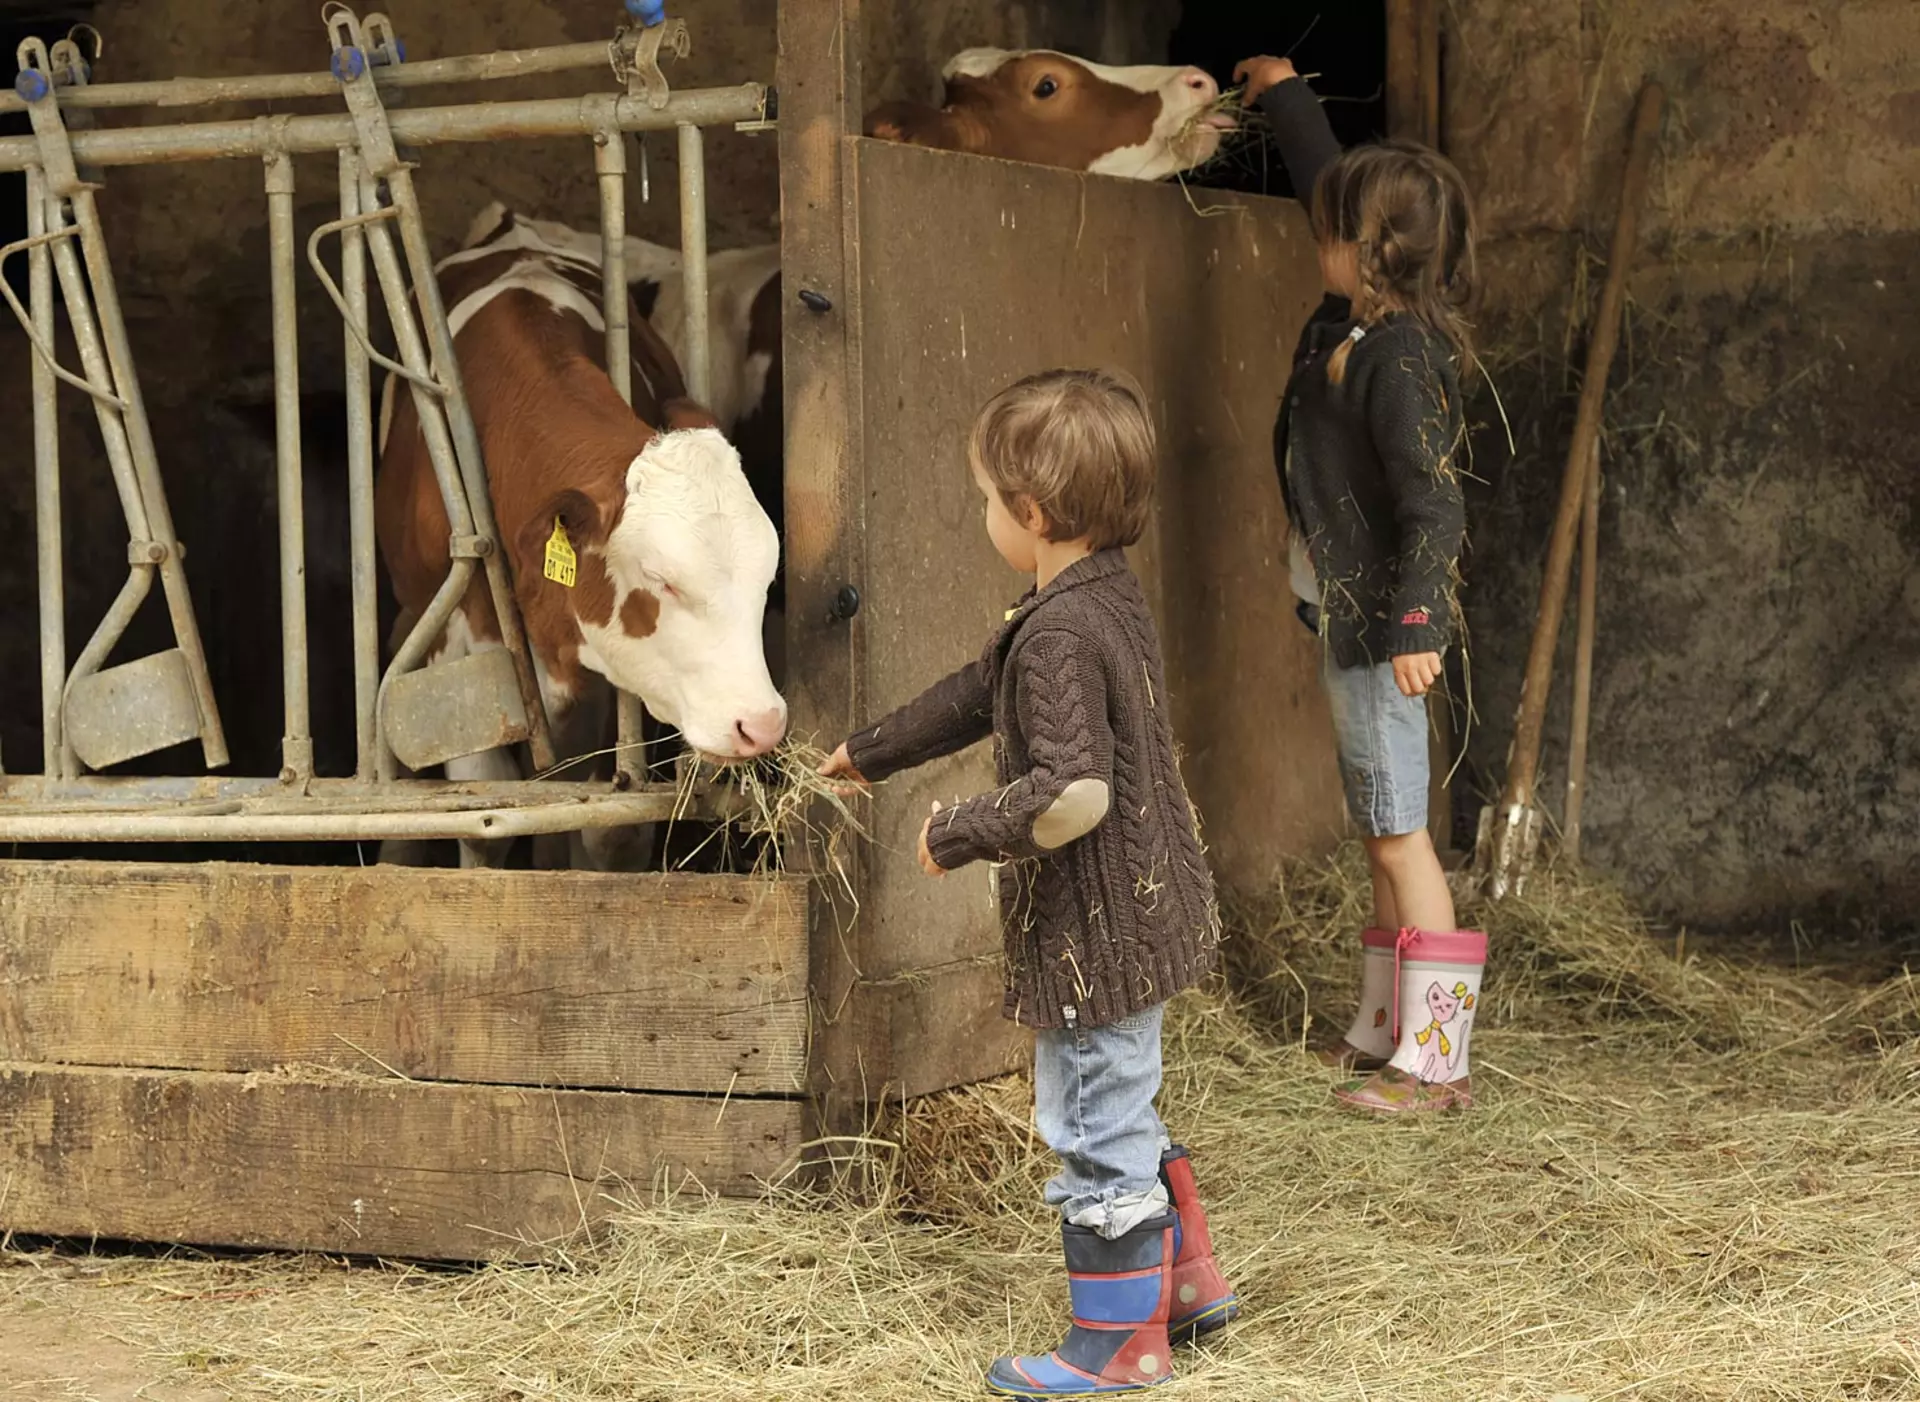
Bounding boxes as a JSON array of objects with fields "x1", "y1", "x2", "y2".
[
  {"x1": 626, "y1": 0, "x2": 667, "y2": 26},
  {"x1": 13, "y1": 69, "x2": 49, "y2": 102}
]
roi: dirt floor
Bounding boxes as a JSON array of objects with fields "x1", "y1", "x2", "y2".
[{"x1": 2, "y1": 854, "x2": 1917, "y2": 1401}]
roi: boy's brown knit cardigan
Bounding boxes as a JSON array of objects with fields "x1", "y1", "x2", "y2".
[{"x1": 847, "y1": 549, "x2": 1221, "y2": 1031}]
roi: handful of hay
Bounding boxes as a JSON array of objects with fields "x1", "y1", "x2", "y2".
[{"x1": 671, "y1": 738, "x2": 866, "y2": 879}]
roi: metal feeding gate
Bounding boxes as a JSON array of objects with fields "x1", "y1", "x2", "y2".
[
  {"x1": 0, "y1": 6, "x2": 765, "y2": 846},
  {"x1": 0, "y1": 9, "x2": 811, "y2": 1263}
]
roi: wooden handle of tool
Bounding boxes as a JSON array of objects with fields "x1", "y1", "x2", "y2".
[
  {"x1": 1563, "y1": 437, "x2": 1602, "y2": 861},
  {"x1": 1500, "y1": 81, "x2": 1664, "y2": 811}
]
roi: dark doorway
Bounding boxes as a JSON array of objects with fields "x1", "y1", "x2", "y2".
[{"x1": 1168, "y1": 1, "x2": 1388, "y2": 199}]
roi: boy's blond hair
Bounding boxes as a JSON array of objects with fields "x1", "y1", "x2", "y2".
[{"x1": 968, "y1": 369, "x2": 1156, "y2": 551}]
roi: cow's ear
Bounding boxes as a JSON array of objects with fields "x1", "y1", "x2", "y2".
[
  {"x1": 517, "y1": 486, "x2": 608, "y2": 570},
  {"x1": 660, "y1": 397, "x2": 722, "y2": 434},
  {"x1": 865, "y1": 100, "x2": 969, "y2": 150}
]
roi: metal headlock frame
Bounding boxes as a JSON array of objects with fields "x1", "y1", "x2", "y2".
[{"x1": 0, "y1": 8, "x2": 771, "y2": 845}]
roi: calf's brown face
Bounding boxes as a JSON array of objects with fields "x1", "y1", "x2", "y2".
[{"x1": 865, "y1": 48, "x2": 1232, "y2": 181}]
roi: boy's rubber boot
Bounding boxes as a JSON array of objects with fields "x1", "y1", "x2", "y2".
[
  {"x1": 1313, "y1": 927, "x2": 1397, "y2": 1073},
  {"x1": 1160, "y1": 1147, "x2": 1239, "y2": 1345},
  {"x1": 985, "y1": 1212, "x2": 1177, "y2": 1397},
  {"x1": 1335, "y1": 928, "x2": 1487, "y2": 1114}
]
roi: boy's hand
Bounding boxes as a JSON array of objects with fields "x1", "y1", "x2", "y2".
[
  {"x1": 918, "y1": 801, "x2": 948, "y2": 878},
  {"x1": 1233, "y1": 56, "x2": 1299, "y2": 105},
  {"x1": 1393, "y1": 652, "x2": 1444, "y2": 698},
  {"x1": 817, "y1": 741, "x2": 868, "y2": 798}
]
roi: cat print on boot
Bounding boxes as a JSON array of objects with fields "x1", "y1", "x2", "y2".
[{"x1": 1408, "y1": 979, "x2": 1476, "y2": 1083}]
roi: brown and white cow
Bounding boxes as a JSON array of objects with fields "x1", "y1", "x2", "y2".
[
  {"x1": 864, "y1": 49, "x2": 1234, "y2": 179},
  {"x1": 375, "y1": 212, "x2": 784, "y2": 866}
]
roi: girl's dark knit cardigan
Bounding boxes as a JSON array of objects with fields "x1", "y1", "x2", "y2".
[{"x1": 1261, "y1": 77, "x2": 1468, "y2": 669}]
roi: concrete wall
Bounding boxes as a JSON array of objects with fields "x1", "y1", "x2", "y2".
[{"x1": 1443, "y1": 0, "x2": 1920, "y2": 928}]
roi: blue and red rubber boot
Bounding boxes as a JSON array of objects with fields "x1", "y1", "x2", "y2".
[
  {"x1": 984, "y1": 1212, "x2": 1177, "y2": 1397},
  {"x1": 1160, "y1": 1146, "x2": 1240, "y2": 1344}
]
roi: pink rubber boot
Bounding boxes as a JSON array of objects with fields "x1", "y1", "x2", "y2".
[
  {"x1": 1314, "y1": 927, "x2": 1398, "y2": 1073},
  {"x1": 1335, "y1": 928, "x2": 1487, "y2": 1114}
]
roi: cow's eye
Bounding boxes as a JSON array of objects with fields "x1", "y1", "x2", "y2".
[{"x1": 1033, "y1": 75, "x2": 1058, "y2": 99}]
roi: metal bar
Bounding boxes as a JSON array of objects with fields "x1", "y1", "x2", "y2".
[
  {"x1": 677, "y1": 120, "x2": 711, "y2": 402},
  {"x1": 381, "y1": 158, "x2": 559, "y2": 772},
  {"x1": 374, "y1": 560, "x2": 476, "y2": 783},
  {"x1": 64, "y1": 180, "x2": 230, "y2": 768},
  {"x1": 0, "y1": 39, "x2": 628, "y2": 117},
  {"x1": 59, "y1": 565, "x2": 154, "y2": 776},
  {"x1": 27, "y1": 164, "x2": 63, "y2": 777},
  {"x1": 597, "y1": 134, "x2": 632, "y2": 402},
  {"x1": 597, "y1": 130, "x2": 649, "y2": 788},
  {"x1": 266, "y1": 150, "x2": 312, "y2": 782},
  {"x1": 0, "y1": 226, "x2": 130, "y2": 406},
  {"x1": 318, "y1": 12, "x2": 557, "y2": 773},
  {"x1": 0, "y1": 87, "x2": 769, "y2": 172},
  {"x1": 352, "y1": 173, "x2": 499, "y2": 784},
  {"x1": 339, "y1": 149, "x2": 380, "y2": 783},
  {"x1": 0, "y1": 793, "x2": 687, "y2": 844},
  {"x1": 0, "y1": 774, "x2": 720, "y2": 808},
  {"x1": 42, "y1": 214, "x2": 148, "y2": 534}
]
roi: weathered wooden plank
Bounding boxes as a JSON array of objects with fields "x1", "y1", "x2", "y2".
[
  {"x1": 881, "y1": 956, "x2": 1030, "y2": 1101},
  {"x1": 778, "y1": 0, "x2": 880, "y2": 1134},
  {"x1": 851, "y1": 139, "x2": 1347, "y2": 926},
  {"x1": 0, "y1": 1062, "x2": 802, "y2": 1261},
  {"x1": 0, "y1": 862, "x2": 808, "y2": 1094}
]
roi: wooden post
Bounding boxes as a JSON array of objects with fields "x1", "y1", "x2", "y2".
[
  {"x1": 1492, "y1": 84, "x2": 1662, "y2": 867},
  {"x1": 1385, "y1": 0, "x2": 1423, "y2": 140},
  {"x1": 1419, "y1": 0, "x2": 1442, "y2": 147},
  {"x1": 1387, "y1": 0, "x2": 1442, "y2": 146},
  {"x1": 1564, "y1": 437, "x2": 1602, "y2": 862},
  {"x1": 779, "y1": 0, "x2": 873, "y2": 1139}
]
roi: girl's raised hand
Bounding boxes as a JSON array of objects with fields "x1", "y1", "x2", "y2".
[{"x1": 1233, "y1": 56, "x2": 1298, "y2": 105}]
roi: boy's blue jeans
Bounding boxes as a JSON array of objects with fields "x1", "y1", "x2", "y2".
[{"x1": 1034, "y1": 1003, "x2": 1172, "y2": 1239}]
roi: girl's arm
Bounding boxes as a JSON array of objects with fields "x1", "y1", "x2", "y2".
[
  {"x1": 844, "y1": 650, "x2": 994, "y2": 783},
  {"x1": 922, "y1": 628, "x2": 1113, "y2": 872},
  {"x1": 1363, "y1": 332, "x2": 1467, "y2": 657},
  {"x1": 1240, "y1": 59, "x2": 1342, "y2": 218}
]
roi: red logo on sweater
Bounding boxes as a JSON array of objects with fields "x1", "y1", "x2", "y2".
[{"x1": 1401, "y1": 607, "x2": 1432, "y2": 627}]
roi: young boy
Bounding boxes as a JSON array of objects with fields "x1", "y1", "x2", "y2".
[{"x1": 820, "y1": 369, "x2": 1235, "y2": 1397}]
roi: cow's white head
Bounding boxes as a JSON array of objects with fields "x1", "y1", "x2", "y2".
[
  {"x1": 866, "y1": 49, "x2": 1233, "y2": 181},
  {"x1": 542, "y1": 428, "x2": 785, "y2": 760}
]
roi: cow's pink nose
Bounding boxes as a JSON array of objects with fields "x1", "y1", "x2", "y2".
[
  {"x1": 1182, "y1": 68, "x2": 1218, "y2": 102},
  {"x1": 733, "y1": 706, "x2": 787, "y2": 757}
]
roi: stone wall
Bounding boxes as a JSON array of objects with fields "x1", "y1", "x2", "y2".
[{"x1": 1442, "y1": 0, "x2": 1919, "y2": 928}]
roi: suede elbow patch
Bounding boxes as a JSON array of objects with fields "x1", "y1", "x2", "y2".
[{"x1": 1032, "y1": 778, "x2": 1112, "y2": 850}]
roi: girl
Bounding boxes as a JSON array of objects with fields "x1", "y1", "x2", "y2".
[{"x1": 1236, "y1": 55, "x2": 1489, "y2": 1114}]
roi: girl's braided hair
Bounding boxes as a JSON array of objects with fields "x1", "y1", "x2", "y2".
[{"x1": 1312, "y1": 139, "x2": 1478, "y2": 386}]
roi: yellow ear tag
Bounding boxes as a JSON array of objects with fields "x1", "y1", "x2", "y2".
[{"x1": 543, "y1": 519, "x2": 577, "y2": 588}]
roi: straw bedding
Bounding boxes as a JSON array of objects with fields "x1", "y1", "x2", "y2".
[{"x1": 3, "y1": 847, "x2": 1916, "y2": 1401}]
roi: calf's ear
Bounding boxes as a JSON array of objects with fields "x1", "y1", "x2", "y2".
[
  {"x1": 865, "y1": 100, "x2": 971, "y2": 150},
  {"x1": 516, "y1": 486, "x2": 610, "y2": 570}
]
